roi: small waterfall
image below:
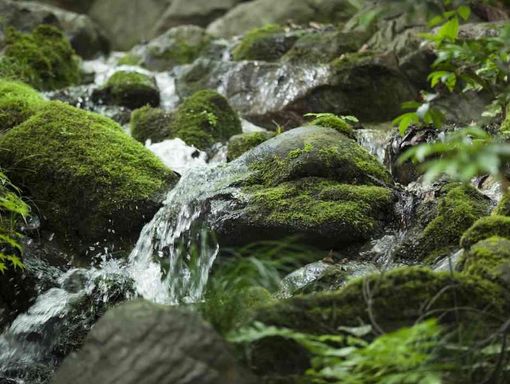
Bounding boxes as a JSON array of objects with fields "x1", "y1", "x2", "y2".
[{"x1": 355, "y1": 123, "x2": 394, "y2": 165}]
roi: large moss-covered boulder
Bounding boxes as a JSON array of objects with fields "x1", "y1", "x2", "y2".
[
  {"x1": 0, "y1": 101, "x2": 177, "y2": 254},
  {"x1": 172, "y1": 89, "x2": 242, "y2": 149},
  {"x1": 124, "y1": 25, "x2": 211, "y2": 71},
  {"x1": 130, "y1": 105, "x2": 174, "y2": 144},
  {"x1": 53, "y1": 300, "x2": 255, "y2": 384},
  {"x1": 0, "y1": 80, "x2": 46, "y2": 132},
  {"x1": 0, "y1": 25, "x2": 81, "y2": 90},
  {"x1": 243, "y1": 267, "x2": 507, "y2": 379},
  {"x1": 216, "y1": 126, "x2": 394, "y2": 248},
  {"x1": 227, "y1": 131, "x2": 276, "y2": 161},
  {"x1": 396, "y1": 183, "x2": 490, "y2": 263},
  {"x1": 92, "y1": 70, "x2": 160, "y2": 109}
]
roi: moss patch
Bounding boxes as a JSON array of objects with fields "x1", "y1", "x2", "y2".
[
  {"x1": 0, "y1": 80, "x2": 47, "y2": 133},
  {"x1": 306, "y1": 114, "x2": 355, "y2": 138},
  {"x1": 130, "y1": 106, "x2": 173, "y2": 144},
  {"x1": 460, "y1": 236, "x2": 510, "y2": 290},
  {"x1": 232, "y1": 24, "x2": 296, "y2": 62},
  {"x1": 0, "y1": 101, "x2": 176, "y2": 254},
  {"x1": 172, "y1": 89, "x2": 241, "y2": 149},
  {"x1": 461, "y1": 215, "x2": 510, "y2": 250},
  {"x1": 0, "y1": 25, "x2": 81, "y2": 91},
  {"x1": 252, "y1": 267, "x2": 507, "y2": 334},
  {"x1": 494, "y1": 192, "x2": 510, "y2": 216},
  {"x1": 93, "y1": 71, "x2": 160, "y2": 109},
  {"x1": 227, "y1": 131, "x2": 276, "y2": 161},
  {"x1": 247, "y1": 177, "x2": 393, "y2": 243},
  {"x1": 415, "y1": 184, "x2": 490, "y2": 262}
]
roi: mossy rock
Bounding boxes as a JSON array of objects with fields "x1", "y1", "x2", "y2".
[
  {"x1": 216, "y1": 127, "x2": 394, "y2": 248},
  {"x1": 494, "y1": 192, "x2": 510, "y2": 216},
  {"x1": 245, "y1": 267, "x2": 507, "y2": 378},
  {"x1": 460, "y1": 236, "x2": 510, "y2": 290},
  {"x1": 0, "y1": 101, "x2": 177, "y2": 255},
  {"x1": 0, "y1": 80, "x2": 46, "y2": 133},
  {"x1": 461, "y1": 215, "x2": 510, "y2": 250},
  {"x1": 172, "y1": 89, "x2": 242, "y2": 149},
  {"x1": 130, "y1": 106, "x2": 174, "y2": 144},
  {"x1": 0, "y1": 25, "x2": 81, "y2": 91},
  {"x1": 397, "y1": 183, "x2": 490, "y2": 263},
  {"x1": 92, "y1": 71, "x2": 160, "y2": 109},
  {"x1": 282, "y1": 29, "x2": 368, "y2": 64},
  {"x1": 227, "y1": 131, "x2": 276, "y2": 161},
  {"x1": 127, "y1": 25, "x2": 212, "y2": 71},
  {"x1": 305, "y1": 114, "x2": 355, "y2": 138},
  {"x1": 232, "y1": 24, "x2": 298, "y2": 62}
]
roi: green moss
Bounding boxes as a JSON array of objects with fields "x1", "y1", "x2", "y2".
[
  {"x1": 147, "y1": 39, "x2": 208, "y2": 68},
  {"x1": 461, "y1": 215, "x2": 510, "y2": 250},
  {"x1": 307, "y1": 114, "x2": 354, "y2": 138},
  {"x1": 247, "y1": 178, "x2": 393, "y2": 242},
  {"x1": 252, "y1": 267, "x2": 508, "y2": 334},
  {"x1": 232, "y1": 24, "x2": 294, "y2": 62},
  {"x1": 0, "y1": 101, "x2": 176, "y2": 253},
  {"x1": 460, "y1": 236, "x2": 510, "y2": 290},
  {"x1": 117, "y1": 53, "x2": 142, "y2": 66},
  {"x1": 130, "y1": 106, "x2": 173, "y2": 144},
  {"x1": 500, "y1": 111, "x2": 510, "y2": 134},
  {"x1": 172, "y1": 89, "x2": 241, "y2": 150},
  {"x1": 94, "y1": 71, "x2": 160, "y2": 109},
  {"x1": 227, "y1": 131, "x2": 276, "y2": 161},
  {"x1": 0, "y1": 25, "x2": 81, "y2": 91},
  {"x1": 416, "y1": 184, "x2": 490, "y2": 262},
  {"x1": 494, "y1": 192, "x2": 510, "y2": 216},
  {"x1": 0, "y1": 80, "x2": 47, "y2": 132},
  {"x1": 250, "y1": 140, "x2": 390, "y2": 187}
]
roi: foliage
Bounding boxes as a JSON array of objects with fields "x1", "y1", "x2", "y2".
[
  {"x1": 230, "y1": 319, "x2": 444, "y2": 384},
  {"x1": 393, "y1": 1, "x2": 510, "y2": 135},
  {"x1": 398, "y1": 127, "x2": 510, "y2": 184},
  {"x1": 200, "y1": 239, "x2": 320, "y2": 334},
  {"x1": 0, "y1": 170, "x2": 29, "y2": 272}
]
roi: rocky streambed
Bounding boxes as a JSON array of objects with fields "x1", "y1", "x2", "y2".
[{"x1": 0, "y1": 0, "x2": 509, "y2": 383}]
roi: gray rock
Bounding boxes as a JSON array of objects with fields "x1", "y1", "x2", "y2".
[
  {"x1": 52, "y1": 300, "x2": 254, "y2": 384},
  {"x1": 88, "y1": 0, "x2": 171, "y2": 50},
  {"x1": 153, "y1": 0, "x2": 247, "y2": 36},
  {"x1": 176, "y1": 51, "x2": 415, "y2": 128},
  {"x1": 0, "y1": 0, "x2": 109, "y2": 59},
  {"x1": 207, "y1": 0, "x2": 359, "y2": 38},
  {"x1": 126, "y1": 25, "x2": 211, "y2": 71}
]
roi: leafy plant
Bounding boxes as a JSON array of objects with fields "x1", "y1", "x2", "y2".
[
  {"x1": 200, "y1": 239, "x2": 320, "y2": 334},
  {"x1": 398, "y1": 126, "x2": 510, "y2": 185},
  {"x1": 230, "y1": 319, "x2": 444, "y2": 384},
  {"x1": 393, "y1": 1, "x2": 510, "y2": 135},
  {"x1": 0, "y1": 169, "x2": 29, "y2": 272}
]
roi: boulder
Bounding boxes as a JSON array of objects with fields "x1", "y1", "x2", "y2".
[
  {"x1": 92, "y1": 70, "x2": 160, "y2": 109},
  {"x1": 52, "y1": 300, "x2": 254, "y2": 384},
  {"x1": 123, "y1": 25, "x2": 211, "y2": 71},
  {"x1": 207, "y1": 0, "x2": 359, "y2": 38},
  {"x1": 227, "y1": 131, "x2": 276, "y2": 161},
  {"x1": 0, "y1": 24, "x2": 81, "y2": 91},
  {"x1": 0, "y1": 101, "x2": 177, "y2": 254},
  {"x1": 176, "y1": 51, "x2": 415, "y2": 129},
  {"x1": 153, "y1": 0, "x2": 246, "y2": 36},
  {"x1": 130, "y1": 106, "x2": 174, "y2": 144},
  {"x1": 88, "y1": 0, "x2": 171, "y2": 50},
  {"x1": 215, "y1": 126, "x2": 395, "y2": 248},
  {"x1": 0, "y1": 0, "x2": 109, "y2": 59}
]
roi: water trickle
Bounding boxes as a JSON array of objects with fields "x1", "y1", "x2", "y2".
[{"x1": 355, "y1": 123, "x2": 394, "y2": 165}]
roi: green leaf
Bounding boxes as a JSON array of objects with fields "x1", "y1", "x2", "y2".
[
  {"x1": 457, "y1": 5, "x2": 471, "y2": 21},
  {"x1": 437, "y1": 17, "x2": 459, "y2": 42}
]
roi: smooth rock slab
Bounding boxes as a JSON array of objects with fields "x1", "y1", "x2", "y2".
[{"x1": 52, "y1": 300, "x2": 254, "y2": 384}]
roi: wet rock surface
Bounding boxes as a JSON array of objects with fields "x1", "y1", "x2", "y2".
[{"x1": 52, "y1": 300, "x2": 255, "y2": 384}]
